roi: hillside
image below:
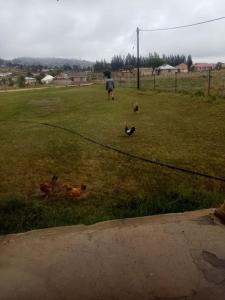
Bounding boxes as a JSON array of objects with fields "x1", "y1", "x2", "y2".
[{"x1": 1, "y1": 57, "x2": 94, "y2": 68}]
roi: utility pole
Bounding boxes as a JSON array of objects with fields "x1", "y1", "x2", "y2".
[
  {"x1": 208, "y1": 69, "x2": 211, "y2": 96},
  {"x1": 175, "y1": 72, "x2": 177, "y2": 92},
  {"x1": 137, "y1": 27, "x2": 140, "y2": 89}
]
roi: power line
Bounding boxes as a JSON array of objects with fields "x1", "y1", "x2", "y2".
[
  {"x1": 136, "y1": 16, "x2": 225, "y2": 89},
  {"x1": 140, "y1": 16, "x2": 225, "y2": 32},
  {"x1": 1, "y1": 119, "x2": 225, "y2": 183}
]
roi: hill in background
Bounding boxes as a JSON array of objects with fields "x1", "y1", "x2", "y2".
[{"x1": 1, "y1": 57, "x2": 94, "y2": 68}]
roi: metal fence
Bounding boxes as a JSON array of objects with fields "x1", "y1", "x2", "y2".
[{"x1": 114, "y1": 70, "x2": 225, "y2": 97}]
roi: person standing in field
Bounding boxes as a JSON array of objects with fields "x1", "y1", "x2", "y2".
[{"x1": 106, "y1": 75, "x2": 115, "y2": 100}]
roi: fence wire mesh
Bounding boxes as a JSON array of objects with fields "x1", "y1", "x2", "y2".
[{"x1": 113, "y1": 70, "x2": 225, "y2": 97}]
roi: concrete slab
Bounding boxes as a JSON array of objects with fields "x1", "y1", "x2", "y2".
[{"x1": 0, "y1": 209, "x2": 225, "y2": 300}]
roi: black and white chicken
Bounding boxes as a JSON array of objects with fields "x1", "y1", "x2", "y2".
[{"x1": 125, "y1": 126, "x2": 136, "y2": 136}]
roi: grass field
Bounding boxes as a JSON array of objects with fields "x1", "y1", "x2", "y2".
[
  {"x1": 117, "y1": 70, "x2": 225, "y2": 97},
  {"x1": 0, "y1": 84, "x2": 225, "y2": 234}
]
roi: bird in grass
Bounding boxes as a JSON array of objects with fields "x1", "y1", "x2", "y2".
[
  {"x1": 40, "y1": 175, "x2": 58, "y2": 197},
  {"x1": 125, "y1": 125, "x2": 136, "y2": 136},
  {"x1": 64, "y1": 184, "x2": 87, "y2": 198},
  {"x1": 133, "y1": 102, "x2": 139, "y2": 113},
  {"x1": 69, "y1": 185, "x2": 86, "y2": 198}
]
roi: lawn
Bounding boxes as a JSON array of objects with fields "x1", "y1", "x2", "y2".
[
  {"x1": 0, "y1": 84, "x2": 225, "y2": 233},
  {"x1": 118, "y1": 69, "x2": 225, "y2": 97}
]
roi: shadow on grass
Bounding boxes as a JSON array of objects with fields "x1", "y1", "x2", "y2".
[{"x1": 0, "y1": 186, "x2": 223, "y2": 235}]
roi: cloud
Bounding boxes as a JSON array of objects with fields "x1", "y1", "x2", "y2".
[{"x1": 0, "y1": 0, "x2": 225, "y2": 62}]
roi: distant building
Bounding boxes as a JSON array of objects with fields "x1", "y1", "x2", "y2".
[
  {"x1": 0, "y1": 72, "x2": 12, "y2": 78},
  {"x1": 193, "y1": 63, "x2": 216, "y2": 72},
  {"x1": 41, "y1": 75, "x2": 54, "y2": 84},
  {"x1": 176, "y1": 63, "x2": 188, "y2": 73},
  {"x1": 134, "y1": 68, "x2": 153, "y2": 76},
  {"x1": 53, "y1": 72, "x2": 88, "y2": 85},
  {"x1": 156, "y1": 64, "x2": 177, "y2": 75},
  {"x1": 25, "y1": 77, "x2": 36, "y2": 85},
  {"x1": 53, "y1": 73, "x2": 72, "y2": 85}
]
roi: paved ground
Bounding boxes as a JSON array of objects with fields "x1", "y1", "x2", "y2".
[{"x1": 0, "y1": 209, "x2": 225, "y2": 300}]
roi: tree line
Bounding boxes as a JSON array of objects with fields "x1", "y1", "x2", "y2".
[{"x1": 94, "y1": 53, "x2": 193, "y2": 72}]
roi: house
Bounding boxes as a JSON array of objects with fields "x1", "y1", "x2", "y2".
[
  {"x1": 134, "y1": 68, "x2": 153, "y2": 76},
  {"x1": 69, "y1": 72, "x2": 89, "y2": 83},
  {"x1": 53, "y1": 72, "x2": 89, "y2": 85},
  {"x1": 41, "y1": 75, "x2": 54, "y2": 84},
  {"x1": 156, "y1": 64, "x2": 177, "y2": 75},
  {"x1": 0, "y1": 72, "x2": 12, "y2": 78},
  {"x1": 114, "y1": 69, "x2": 135, "y2": 79},
  {"x1": 72, "y1": 75, "x2": 88, "y2": 83},
  {"x1": 25, "y1": 77, "x2": 37, "y2": 85},
  {"x1": 193, "y1": 63, "x2": 216, "y2": 72},
  {"x1": 176, "y1": 63, "x2": 188, "y2": 73},
  {"x1": 53, "y1": 73, "x2": 73, "y2": 85}
]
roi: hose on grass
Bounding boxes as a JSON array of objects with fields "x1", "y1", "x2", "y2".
[{"x1": 1, "y1": 119, "x2": 225, "y2": 184}]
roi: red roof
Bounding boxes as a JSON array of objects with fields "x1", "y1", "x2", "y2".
[
  {"x1": 176, "y1": 63, "x2": 188, "y2": 69},
  {"x1": 194, "y1": 63, "x2": 213, "y2": 68}
]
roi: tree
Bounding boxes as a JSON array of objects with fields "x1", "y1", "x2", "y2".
[
  {"x1": 35, "y1": 72, "x2": 45, "y2": 84},
  {"x1": 93, "y1": 52, "x2": 192, "y2": 72},
  {"x1": 94, "y1": 60, "x2": 111, "y2": 72},
  {"x1": 103, "y1": 70, "x2": 111, "y2": 78},
  {"x1": 111, "y1": 55, "x2": 125, "y2": 71},
  {"x1": 216, "y1": 62, "x2": 222, "y2": 70},
  {"x1": 26, "y1": 72, "x2": 33, "y2": 77},
  {"x1": 72, "y1": 65, "x2": 80, "y2": 72},
  {"x1": 17, "y1": 75, "x2": 25, "y2": 87},
  {"x1": 1, "y1": 78, "x2": 6, "y2": 86},
  {"x1": 187, "y1": 55, "x2": 193, "y2": 71},
  {"x1": 62, "y1": 64, "x2": 72, "y2": 71},
  {"x1": 8, "y1": 77, "x2": 14, "y2": 87}
]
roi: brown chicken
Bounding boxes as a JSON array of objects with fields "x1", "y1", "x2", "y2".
[
  {"x1": 63, "y1": 183, "x2": 73, "y2": 191},
  {"x1": 68, "y1": 184, "x2": 86, "y2": 198},
  {"x1": 40, "y1": 176, "x2": 58, "y2": 197}
]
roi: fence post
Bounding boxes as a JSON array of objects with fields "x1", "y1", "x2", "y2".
[
  {"x1": 153, "y1": 74, "x2": 156, "y2": 90},
  {"x1": 208, "y1": 69, "x2": 211, "y2": 96},
  {"x1": 175, "y1": 72, "x2": 177, "y2": 92}
]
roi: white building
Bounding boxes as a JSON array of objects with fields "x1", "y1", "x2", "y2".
[
  {"x1": 0, "y1": 72, "x2": 12, "y2": 78},
  {"x1": 25, "y1": 77, "x2": 37, "y2": 85},
  {"x1": 156, "y1": 64, "x2": 177, "y2": 74},
  {"x1": 41, "y1": 75, "x2": 54, "y2": 84}
]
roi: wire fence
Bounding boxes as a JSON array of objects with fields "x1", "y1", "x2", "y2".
[
  {"x1": 114, "y1": 69, "x2": 225, "y2": 97},
  {"x1": 1, "y1": 70, "x2": 224, "y2": 97}
]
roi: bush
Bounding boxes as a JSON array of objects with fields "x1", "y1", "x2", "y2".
[
  {"x1": 0, "y1": 187, "x2": 222, "y2": 235},
  {"x1": 110, "y1": 187, "x2": 221, "y2": 219},
  {"x1": 17, "y1": 75, "x2": 25, "y2": 87},
  {"x1": 194, "y1": 90, "x2": 204, "y2": 97}
]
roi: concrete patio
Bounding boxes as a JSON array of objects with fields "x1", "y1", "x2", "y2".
[{"x1": 0, "y1": 209, "x2": 225, "y2": 300}]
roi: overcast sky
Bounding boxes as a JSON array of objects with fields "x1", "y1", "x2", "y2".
[{"x1": 0, "y1": 0, "x2": 225, "y2": 62}]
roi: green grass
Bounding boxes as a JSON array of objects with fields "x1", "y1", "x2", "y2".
[
  {"x1": 0, "y1": 187, "x2": 222, "y2": 234},
  {"x1": 0, "y1": 85, "x2": 225, "y2": 234},
  {"x1": 118, "y1": 70, "x2": 225, "y2": 97}
]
